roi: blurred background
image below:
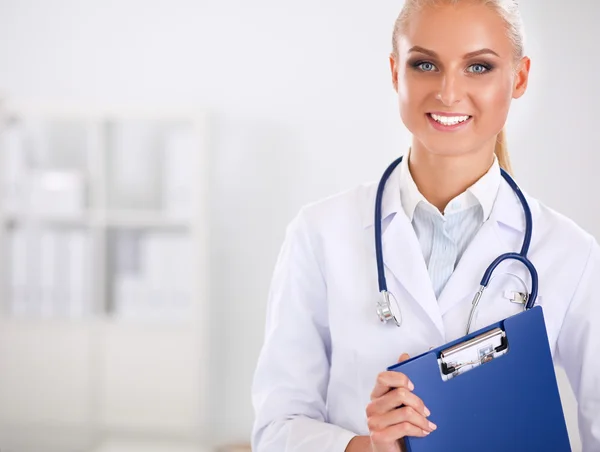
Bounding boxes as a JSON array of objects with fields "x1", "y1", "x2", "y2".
[{"x1": 0, "y1": 0, "x2": 597, "y2": 451}]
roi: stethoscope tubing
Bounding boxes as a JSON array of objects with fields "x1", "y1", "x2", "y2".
[{"x1": 374, "y1": 156, "x2": 538, "y2": 330}]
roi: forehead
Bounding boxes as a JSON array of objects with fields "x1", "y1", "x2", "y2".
[{"x1": 398, "y1": 3, "x2": 513, "y2": 59}]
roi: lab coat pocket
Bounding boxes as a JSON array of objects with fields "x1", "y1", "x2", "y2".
[
  {"x1": 330, "y1": 344, "x2": 361, "y2": 395},
  {"x1": 328, "y1": 344, "x2": 368, "y2": 433},
  {"x1": 471, "y1": 271, "x2": 533, "y2": 331}
]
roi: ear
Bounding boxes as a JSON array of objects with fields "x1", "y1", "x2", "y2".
[
  {"x1": 512, "y1": 56, "x2": 531, "y2": 100},
  {"x1": 389, "y1": 53, "x2": 399, "y2": 93}
]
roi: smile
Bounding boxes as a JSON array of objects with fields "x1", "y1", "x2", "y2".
[
  {"x1": 426, "y1": 113, "x2": 473, "y2": 131},
  {"x1": 429, "y1": 113, "x2": 471, "y2": 125}
]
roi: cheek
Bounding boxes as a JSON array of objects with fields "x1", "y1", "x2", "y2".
[
  {"x1": 474, "y1": 78, "x2": 513, "y2": 125},
  {"x1": 397, "y1": 73, "x2": 423, "y2": 132}
]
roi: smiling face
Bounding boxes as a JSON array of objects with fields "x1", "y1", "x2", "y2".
[{"x1": 390, "y1": 1, "x2": 530, "y2": 158}]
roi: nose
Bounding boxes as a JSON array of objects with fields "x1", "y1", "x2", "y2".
[{"x1": 436, "y1": 73, "x2": 463, "y2": 106}]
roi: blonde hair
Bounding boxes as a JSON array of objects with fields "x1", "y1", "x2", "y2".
[{"x1": 392, "y1": 0, "x2": 524, "y2": 174}]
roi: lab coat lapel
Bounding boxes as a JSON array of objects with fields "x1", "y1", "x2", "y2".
[
  {"x1": 380, "y1": 208, "x2": 445, "y2": 338},
  {"x1": 437, "y1": 181, "x2": 524, "y2": 316},
  {"x1": 363, "y1": 158, "x2": 447, "y2": 339}
]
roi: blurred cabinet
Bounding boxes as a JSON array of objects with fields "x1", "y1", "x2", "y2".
[
  {"x1": 0, "y1": 320, "x2": 93, "y2": 426},
  {"x1": 0, "y1": 102, "x2": 210, "y2": 450}
]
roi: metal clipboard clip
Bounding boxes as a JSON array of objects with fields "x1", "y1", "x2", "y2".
[{"x1": 438, "y1": 327, "x2": 509, "y2": 381}]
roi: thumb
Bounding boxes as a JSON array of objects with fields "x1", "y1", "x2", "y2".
[{"x1": 398, "y1": 353, "x2": 410, "y2": 363}]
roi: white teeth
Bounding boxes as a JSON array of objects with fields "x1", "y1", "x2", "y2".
[{"x1": 430, "y1": 113, "x2": 470, "y2": 126}]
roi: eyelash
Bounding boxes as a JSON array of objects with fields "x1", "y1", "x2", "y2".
[{"x1": 411, "y1": 60, "x2": 494, "y2": 74}]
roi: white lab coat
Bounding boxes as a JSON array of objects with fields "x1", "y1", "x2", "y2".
[{"x1": 251, "y1": 166, "x2": 600, "y2": 451}]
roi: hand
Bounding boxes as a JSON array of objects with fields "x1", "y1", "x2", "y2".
[{"x1": 366, "y1": 353, "x2": 436, "y2": 452}]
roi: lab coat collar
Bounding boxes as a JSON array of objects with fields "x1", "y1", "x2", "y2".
[
  {"x1": 398, "y1": 148, "x2": 500, "y2": 222},
  {"x1": 493, "y1": 177, "x2": 535, "y2": 233},
  {"x1": 436, "y1": 177, "x2": 540, "y2": 317},
  {"x1": 362, "y1": 156, "x2": 404, "y2": 229},
  {"x1": 468, "y1": 155, "x2": 501, "y2": 222},
  {"x1": 362, "y1": 161, "x2": 538, "y2": 337},
  {"x1": 362, "y1": 154, "x2": 510, "y2": 229}
]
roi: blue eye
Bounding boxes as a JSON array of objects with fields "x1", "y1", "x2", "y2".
[
  {"x1": 411, "y1": 61, "x2": 493, "y2": 74},
  {"x1": 416, "y1": 61, "x2": 437, "y2": 72},
  {"x1": 468, "y1": 63, "x2": 492, "y2": 74}
]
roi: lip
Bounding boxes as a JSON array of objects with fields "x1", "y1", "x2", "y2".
[
  {"x1": 426, "y1": 113, "x2": 473, "y2": 132},
  {"x1": 428, "y1": 111, "x2": 472, "y2": 117}
]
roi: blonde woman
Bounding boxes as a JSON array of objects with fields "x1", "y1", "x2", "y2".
[{"x1": 251, "y1": 1, "x2": 600, "y2": 451}]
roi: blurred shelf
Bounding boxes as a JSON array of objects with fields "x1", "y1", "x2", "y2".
[
  {"x1": 3, "y1": 210, "x2": 193, "y2": 229},
  {"x1": 101, "y1": 315, "x2": 198, "y2": 330},
  {"x1": 101, "y1": 210, "x2": 193, "y2": 229},
  {"x1": 0, "y1": 313, "x2": 197, "y2": 330},
  {"x1": 0, "y1": 315, "x2": 99, "y2": 332},
  {"x1": 0, "y1": 102, "x2": 210, "y2": 446},
  {"x1": 4, "y1": 212, "x2": 93, "y2": 227},
  {"x1": 3, "y1": 101, "x2": 209, "y2": 123}
]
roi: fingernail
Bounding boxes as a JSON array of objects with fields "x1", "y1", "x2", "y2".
[
  {"x1": 429, "y1": 421, "x2": 437, "y2": 431},
  {"x1": 422, "y1": 430, "x2": 430, "y2": 436},
  {"x1": 424, "y1": 406, "x2": 431, "y2": 417},
  {"x1": 408, "y1": 380, "x2": 415, "y2": 391}
]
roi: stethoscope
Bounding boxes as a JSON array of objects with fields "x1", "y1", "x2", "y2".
[{"x1": 374, "y1": 156, "x2": 539, "y2": 334}]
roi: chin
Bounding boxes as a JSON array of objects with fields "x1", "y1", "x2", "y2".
[{"x1": 415, "y1": 136, "x2": 477, "y2": 158}]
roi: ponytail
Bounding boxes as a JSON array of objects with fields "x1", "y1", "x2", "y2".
[{"x1": 495, "y1": 128, "x2": 513, "y2": 175}]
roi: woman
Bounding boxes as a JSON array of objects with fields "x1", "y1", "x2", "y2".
[{"x1": 251, "y1": 1, "x2": 600, "y2": 451}]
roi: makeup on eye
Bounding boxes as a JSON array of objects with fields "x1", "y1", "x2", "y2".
[
  {"x1": 408, "y1": 60, "x2": 495, "y2": 74},
  {"x1": 467, "y1": 62, "x2": 494, "y2": 73}
]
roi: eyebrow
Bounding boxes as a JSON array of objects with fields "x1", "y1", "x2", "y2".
[{"x1": 408, "y1": 46, "x2": 500, "y2": 59}]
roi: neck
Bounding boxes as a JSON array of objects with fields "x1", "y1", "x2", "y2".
[{"x1": 408, "y1": 140, "x2": 495, "y2": 213}]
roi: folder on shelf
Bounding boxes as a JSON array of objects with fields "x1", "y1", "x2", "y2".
[{"x1": 387, "y1": 306, "x2": 571, "y2": 452}]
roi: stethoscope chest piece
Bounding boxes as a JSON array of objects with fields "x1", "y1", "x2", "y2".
[{"x1": 377, "y1": 290, "x2": 402, "y2": 327}]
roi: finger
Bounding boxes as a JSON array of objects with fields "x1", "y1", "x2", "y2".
[
  {"x1": 370, "y1": 420, "x2": 432, "y2": 445},
  {"x1": 398, "y1": 353, "x2": 410, "y2": 363},
  {"x1": 368, "y1": 386, "x2": 429, "y2": 417},
  {"x1": 370, "y1": 371, "x2": 414, "y2": 400},
  {"x1": 368, "y1": 406, "x2": 436, "y2": 434}
]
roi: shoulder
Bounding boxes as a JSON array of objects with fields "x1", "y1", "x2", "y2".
[
  {"x1": 526, "y1": 193, "x2": 597, "y2": 268},
  {"x1": 295, "y1": 180, "x2": 379, "y2": 233},
  {"x1": 277, "y1": 182, "x2": 378, "y2": 270},
  {"x1": 533, "y1": 196, "x2": 595, "y2": 248}
]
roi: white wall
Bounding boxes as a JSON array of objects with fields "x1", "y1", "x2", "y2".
[{"x1": 0, "y1": 0, "x2": 598, "y2": 449}]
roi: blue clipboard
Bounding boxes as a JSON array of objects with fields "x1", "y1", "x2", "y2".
[{"x1": 387, "y1": 306, "x2": 571, "y2": 452}]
